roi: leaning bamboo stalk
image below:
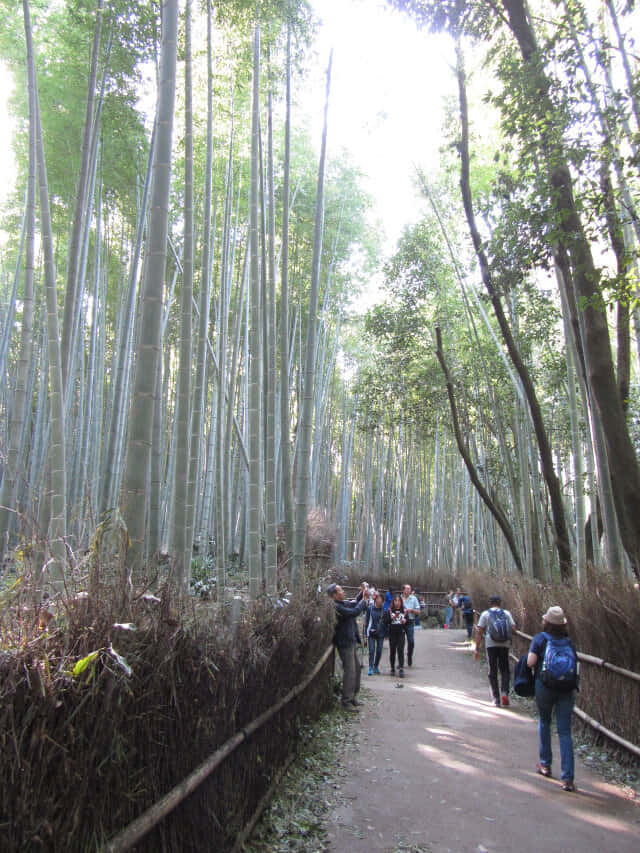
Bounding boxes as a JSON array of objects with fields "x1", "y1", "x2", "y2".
[{"x1": 104, "y1": 644, "x2": 334, "y2": 853}]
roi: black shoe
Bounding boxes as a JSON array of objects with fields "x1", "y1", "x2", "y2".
[
  {"x1": 390, "y1": 667, "x2": 395, "y2": 675},
  {"x1": 399, "y1": 668, "x2": 405, "y2": 678},
  {"x1": 351, "y1": 698, "x2": 362, "y2": 706}
]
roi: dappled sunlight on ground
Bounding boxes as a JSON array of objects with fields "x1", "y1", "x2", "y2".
[
  {"x1": 563, "y1": 803, "x2": 638, "y2": 834},
  {"x1": 416, "y1": 742, "x2": 480, "y2": 775},
  {"x1": 327, "y1": 629, "x2": 640, "y2": 853}
]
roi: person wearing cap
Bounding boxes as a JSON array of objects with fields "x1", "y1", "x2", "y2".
[
  {"x1": 326, "y1": 583, "x2": 369, "y2": 710},
  {"x1": 475, "y1": 595, "x2": 515, "y2": 706},
  {"x1": 527, "y1": 605, "x2": 577, "y2": 792}
]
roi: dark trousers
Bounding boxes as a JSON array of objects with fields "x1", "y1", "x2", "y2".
[
  {"x1": 487, "y1": 645, "x2": 510, "y2": 699},
  {"x1": 337, "y1": 643, "x2": 361, "y2": 704},
  {"x1": 388, "y1": 629, "x2": 405, "y2": 670},
  {"x1": 463, "y1": 610, "x2": 474, "y2": 638}
]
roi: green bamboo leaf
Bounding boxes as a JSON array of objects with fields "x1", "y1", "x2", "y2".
[{"x1": 71, "y1": 650, "x2": 99, "y2": 678}]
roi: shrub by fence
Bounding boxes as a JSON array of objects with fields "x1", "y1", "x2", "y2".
[{"x1": 0, "y1": 585, "x2": 335, "y2": 851}]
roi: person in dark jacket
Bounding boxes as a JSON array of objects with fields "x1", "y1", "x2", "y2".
[
  {"x1": 327, "y1": 583, "x2": 369, "y2": 710},
  {"x1": 458, "y1": 592, "x2": 474, "y2": 639},
  {"x1": 383, "y1": 594, "x2": 407, "y2": 677},
  {"x1": 365, "y1": 593, "x2": 385, "y2": 675}
]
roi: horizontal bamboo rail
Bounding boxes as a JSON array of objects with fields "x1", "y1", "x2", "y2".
[
  {"x1": 572, "y1": 706, "x2": 640, "y2": 760},
  {"x1": 103, "y1": 644, "x2": 335, "y2": 853},
  {"x1": 511, "y1": 628, "x2": 640, "y2": 683}
]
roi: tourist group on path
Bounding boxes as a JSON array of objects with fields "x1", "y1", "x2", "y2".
[{"x1": 327, "y1": 583, "x2": 579, "y2": 793}]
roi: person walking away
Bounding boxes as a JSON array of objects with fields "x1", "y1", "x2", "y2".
[
  {"x1": 458, "y1": 591, "x2": 474, "y2": 639},
  {"x1": 453, "y1": 587, "x2": 462, "y2": 627},
  {"x1": 327, "y1": 583, "x2": 369, "y2": 710},
  {"x1": 365, "y1": 593, "x2": 385, "y2": 675},
  {"x1": 384, "y1": 594, "x2": 407, "y2": 677},
  {"x1": 475, "y1": 595, "x2": 515, "y2": 706},
  {"x1": 383, "y1": 588, "x2": 393, "y2": 612},
  {"x1": 402, "y1": 584, "x2": 421, "y2": 666},
  {"x1": 444, "y1": 590, "x2": 455, "y2": 629},
  {"x1": 527, "y1": 605, "x2": 579, "y2": 792}
]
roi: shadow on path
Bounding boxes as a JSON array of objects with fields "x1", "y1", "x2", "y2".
[{"x1": 326, "y1": 628, "x2": 639, "y2": 853}]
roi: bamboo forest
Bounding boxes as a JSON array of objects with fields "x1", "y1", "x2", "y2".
[
  {"x1": 2, "y1": 0, "x2": 640, "y2": 591},
  {"x1": 2, "y1": 1, "x2": 640, "y2": 850}
]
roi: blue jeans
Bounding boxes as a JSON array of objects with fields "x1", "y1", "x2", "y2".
[
  {"x1": 368, "y1": 634, "x2": 384, "y2": 669},
  {"x1": 406, "y1": 621, "x2": 415, "y2": 663},
  {"x1": 444, "y1": 606, "x2": 453, "y2": 627},
  {"x1": 535, "y1": 681, "x2": 575, "y2": 781}
]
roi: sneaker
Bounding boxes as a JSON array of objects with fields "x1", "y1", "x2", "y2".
[
  {"x1": 368, "y1": 667, "x2": 373, "y2": 676},
  {"x1": 443, "y1": 624, "x2": 449, "y2": 629},
  {"x1": 536, "y1": 763, "x2": 552, "y2": 778},
  {"x1": 341, "y1": 702, "x2": 359, "y2": 712},
  {"x1": 493, "y1": 698, "x2": 501, "y2": 706},
  {"x1": 390, "y1": 667, "x2": 395, "y2": 675},
  {"x1": 562, "y1": 781, "x2": 575, "y2": 792},
  {"x1": 501, "y1": 694, "x2": 510, "y2": 707},
  {"x1": 374, "y1": 666, "x2": 381, "y2": 674},
  {"x1": 351, "y1": 698, "x2": 363, "y2": 707},
  {"x1": 399, "y1": 668, "x2": 405, "y2": 678}
]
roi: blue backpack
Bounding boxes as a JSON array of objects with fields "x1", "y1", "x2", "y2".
[
  {"x1": 540, "y1": 633, "x2": 578, "y2": 691},
  {"x1": 487, "y1": 608, "x2": 512, "y2": 642}
]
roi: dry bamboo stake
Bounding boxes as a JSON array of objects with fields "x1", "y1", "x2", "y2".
[
  {"x1": 104, "y1": 644, "x2": 334, "y2": 853},
  {"x1": 231, "y1": 751, "x2": 297, "y2": 853}
]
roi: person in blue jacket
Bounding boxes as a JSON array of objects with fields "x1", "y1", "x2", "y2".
[
  {"x1": 458, "y1": 592, "x2": 474, "y2": 639},
  {"x1": 383, "y1": 588, "x2": 393, "y2": 612},
  {"x1": 365, "y1": 592, "x2": 385, "y2": 675},
  {"x1": 527, "y1": 605, "x2": 578, "y2": 792},
  {"x1": 327, "y1": 583, "x2": 369, "y2": 710}
]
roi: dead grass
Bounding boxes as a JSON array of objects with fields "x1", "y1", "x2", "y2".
[{"x1": 0, "y1": 573, "x2": 335, "y2": 852}]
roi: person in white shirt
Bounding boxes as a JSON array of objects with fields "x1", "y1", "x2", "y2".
[
  {"x1": 402, "y1": 584, "x2": 421, "y2": 667},
  {"x1": 475, "y1": 595, "x2": 515, "y2": 707}
]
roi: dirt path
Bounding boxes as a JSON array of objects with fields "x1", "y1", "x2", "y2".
[{"x1": 325, "y1": 627, "x2": 639, "y2": 853}]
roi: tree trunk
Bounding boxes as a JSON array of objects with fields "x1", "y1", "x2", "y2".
[
  {"x1": 457, "y1": 44, "x2": 572, "y2": 580},
  {"x1": 171, "y1": 0, "x2": 193, "y2": 588},
  {"x1": 292, "y1": 52, "x2": 333, "y2": 585},
  {"x1": 121, "y1": 0, "x2": 179, "y2": 577}
]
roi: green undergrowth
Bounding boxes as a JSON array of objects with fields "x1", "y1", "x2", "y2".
[{"x1": 244, "y1": 684, "x2": 373, "y2": 853}]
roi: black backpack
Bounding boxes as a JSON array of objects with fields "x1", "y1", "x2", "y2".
[
  {"x1": 513, "y1": 654, "x2": 535, "y2": 697},
  {"x1": 487, "y1": 608, "x2": 512, "y2": 643}
]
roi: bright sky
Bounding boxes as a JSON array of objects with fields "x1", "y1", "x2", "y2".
[
  {"x1": 0, "y1": 64, "x2": 16, "y2": 214},
  {"x1": 309, "y1": 0, "x2": 455, "y2": 254},
  {"x1": 0, "y1": 1, "x2": 454, "y2": 265}
]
